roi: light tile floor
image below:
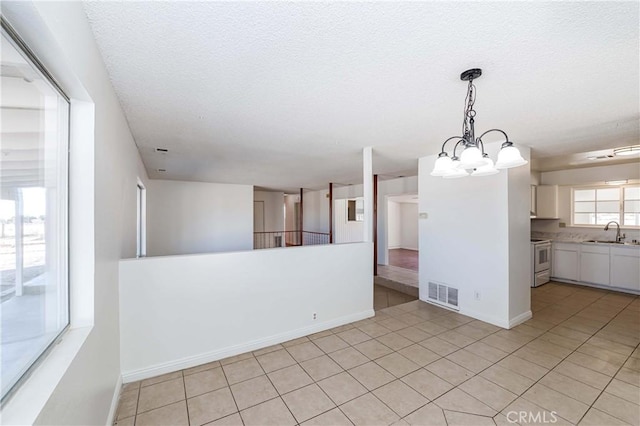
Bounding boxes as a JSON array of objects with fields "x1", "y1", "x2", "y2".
[
  {"x1": 377, "y1": 265, "x2": 418, "y2": 289},
  {"x1": 374, "y1": 284, "x2": 417, "y2": 310},
  {"x1": 115, "y1": 282, "x2": 640, "y2": 425}
]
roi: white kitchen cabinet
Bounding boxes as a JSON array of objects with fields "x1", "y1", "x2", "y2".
[
  {"x1": 552, "y1": 242, "x2": 579, "y2": 281},
  {"x1": 611, "y1": 246, "x2": 640, "y2": 291},
  {"x1": 580, "y1": 244, "x2": 610, "y2": 286},
  {"x1": 536, "y1": 185, "x2": 558, "y2": 218}
]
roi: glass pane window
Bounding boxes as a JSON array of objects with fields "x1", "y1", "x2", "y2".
[
  {"x1": 624, "y1": 200, "x2": 640, "y2": 213},
  {"x1": 574, "y1": 201, "x2": 594, "y2": 213},
  {"x1": 574, "y1": 189, "x2": 595, "y2": 202},
  {"x1": 624, "y1": 213, "x2": 640, "y2": 227},
  {"x1": 596, "y1": 201, "x2": 620, "y2": 213},
  {"x1": 574, "y1": 213, "x2": 595, "y2": 225},
  {"x1": 596, "y1": 213, "x2": 620, "y2": 225},
  {"x1": 573, "y1": 185, "x2": 640, "y2": 227},
  {"x1": 624, "y1": 187, "x2": 640, "y2": 200},
  {"x1": 0, "y1": 27, "x2": 69, "y2": 401},
  {"x1": 597, "y1": 188, "x2": 620, "y2": 201},
  {"x1": 623, "y1": 186, "x2": 640, "y2": 226}
]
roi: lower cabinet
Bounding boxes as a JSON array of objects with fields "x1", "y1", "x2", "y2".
[
  {"x1": 552, "y1": 243, "x2": 579, "y2": 281},
  {"x1": 552, "y1": 242, "x2": 640, "y2": 293},
  {"x1": 580, "y1": 244, "x2": 610, "y2": 286},
  {"x1": 611, "y1": 247, "x2": 640, "y2": 291}
]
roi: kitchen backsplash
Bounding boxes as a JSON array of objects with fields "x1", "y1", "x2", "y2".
[{"x1": 531, "y1": 222, "x2": 640, "y2": 243}]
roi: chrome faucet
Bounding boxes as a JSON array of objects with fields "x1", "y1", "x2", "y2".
[{"x1": 604, "y1": 221, "x2": 625, "y2": 242}]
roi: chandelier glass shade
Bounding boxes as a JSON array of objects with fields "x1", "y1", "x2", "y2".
[{"x1": 431, "y1": 69, "x2": 527, "y2": 178}]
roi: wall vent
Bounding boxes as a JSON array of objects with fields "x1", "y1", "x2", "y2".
[{"x1": 427, "y1": 281, "x2": 459, "y2": 310}]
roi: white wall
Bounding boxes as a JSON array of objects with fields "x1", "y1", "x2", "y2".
[
  {"x1": 508, "y1": 161, "x2": 533, "y2": 321},
  {"x1": 540, "y1": 162, "x2": 640, "y2": 186},
  {"x1": 334, "y1": 198, "x2": 364, "y2": 244},
  {"x1": 1, "y1": 2, "x2": 149, "y2": 425},
  {"x1": 254, "y1": 190, "x2": 284, "y2": 232},
  {"x1": 119, "y1": 243, "x2": 374, "y2": 380},
  {"x1": 303, "y1": 189, "x2": 330, "y2": 233},
  {"x1": 284, "y1": 194, "x2": 299, "y2": 232},
  {"x1": 533, "y1": 163, "x2": 640, "y2": 241},
  {"x1": 400, "y1": 203, "x2": 419, "y2": 250},
  {"x1": 388, "y1": 201, "x2": 401, "y2": 249},
  {"x1": 146, "y1": 180, "x2": 253, "y2": 256},
  {"x1": 418, "y1": 142, "x2": 531, "y2": 328},
  {"x1": 387, "y1": 201, "x2": 418, "y2": 251},
  {"x1": 331, "y1": 176, "x2": 419, "y2": 264}
]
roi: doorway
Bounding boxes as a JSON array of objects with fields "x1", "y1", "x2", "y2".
[{"x1": 376, "y1": 194, "x2": 419, "y2": 293}]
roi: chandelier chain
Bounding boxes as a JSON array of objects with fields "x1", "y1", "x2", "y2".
[{"x1": 462, "y1": 79, "x2": 476, "y2": 137}]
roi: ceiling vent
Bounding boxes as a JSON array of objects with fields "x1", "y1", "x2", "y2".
[
  {"x1": 155, "y1": 148, "x2": 168, "y2": 153},
  {"x1": 427, "y1": 281, "x2": 459, "y2": 310},
  {"x1": 157, "y1": 168, "x2": 166, "y2": 172}
]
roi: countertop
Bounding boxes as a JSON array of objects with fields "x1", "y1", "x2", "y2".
[{"x1": 552, "y1": 239, "x2": 640, "y2": 247}]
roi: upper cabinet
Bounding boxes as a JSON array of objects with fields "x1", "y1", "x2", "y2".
[{"x1": 536, "y1": 185, "x2": 559, "y2": 218}]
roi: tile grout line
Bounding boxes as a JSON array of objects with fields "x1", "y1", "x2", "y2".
[
  {"x1": 218, "y1": 360, "x2": 244, "y2": 426},
  {"x1": 511, "y1": 288, "x2": 638, "y2": 425},
  {"x1": 180, "y1": 370, "x2": 191, "y2": 426},
  {"x1": 570, "y1": 299, "x2": 639, "y2": 425},
  {"x1": 414, "y1": 288, "x2": 627, "y2": 422},
  {"x1": 253, "y1": 350, "x2": 301, "y2": 425}
]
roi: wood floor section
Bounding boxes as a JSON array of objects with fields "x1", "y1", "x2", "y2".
[{"x1": 388, "y1": 249, "x2": 418, "y2": 271}]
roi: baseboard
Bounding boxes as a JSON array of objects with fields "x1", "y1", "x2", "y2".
[
  {"x1": 121, "y1": 309, "x2": 374, "y2": 383},
  {"x1": 457, "y1": 306, "x2": 510, "y2": 329},
  {"x1": 456, "y1": 307, "x2": 533, "y2": 330},
  {"x1": 550, "y1": 278, "x2": 640, "y2": 295},
  {"x1": 508, "y1": 310, "x2": 533, "y2": 328},
  {"x1": 105, "y1": 374, "x2": 122, "y2": 425}
]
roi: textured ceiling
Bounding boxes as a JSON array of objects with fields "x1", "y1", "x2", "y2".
[{"x1": 83, "y1": 1, "x2": 639, "y2": 191}]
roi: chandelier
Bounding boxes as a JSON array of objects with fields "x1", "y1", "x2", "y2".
[{"x1": 431, "y1": 68, "x2": 527, "y2": 178}]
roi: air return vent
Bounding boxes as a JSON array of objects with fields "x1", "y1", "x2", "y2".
[{"x1": 427, "y1": 281, "x2": 459, "y2": 310}]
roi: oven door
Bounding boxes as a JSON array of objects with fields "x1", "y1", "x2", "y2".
[
  {"x1": 534, "y1": 270, "x2": 550, "y2": 287},
  {"x1": 534, "y1": 243, "x2": 551, "y2": 273}
]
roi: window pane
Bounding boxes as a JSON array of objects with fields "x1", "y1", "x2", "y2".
[
  {"x1": 596, "y1": 213, "x2": 620, "y2": 224},
  {"x1": 1, "y1": 30, "x2": 69, "y2": 400},
  {"x1": 574, "y1": 201, "x2": 595, "y2": 213},
  {"x1": 624, "y1": 200, "x2": 640, "y2": 213},
  {"x1": 624, "y1": 213, "x2": 640, "y2": 226},
  {"x1": 596, "y1": 188, "x2": 620, "y2": 201},
  {"x1": 574, "y1": 213, "x2": 595, "y2": 225},
  {"x1": 624, "y1": 186, "x2": 640, "y2": 200},
  {"x1": 574, "y1": 189, "x2": 595, "y2": 202},
  {"x1": 596, "y1": 201, "x2": 620, "y2": 213}
]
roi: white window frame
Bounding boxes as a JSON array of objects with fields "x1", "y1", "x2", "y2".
[
  {"x1": 1, "y1": 19, "x2": 71, "y2": 405},
  {"x1": 571, "y1": 184, "x2": 640, "y2": 229},
  {"x1": 0, "y1": 8, "x2": 96, "y2": 424}
]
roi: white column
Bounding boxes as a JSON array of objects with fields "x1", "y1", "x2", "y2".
[{"x1": 363, "y1": 147, "x2": 373, "y2": 242}]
